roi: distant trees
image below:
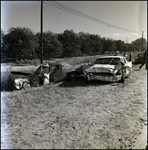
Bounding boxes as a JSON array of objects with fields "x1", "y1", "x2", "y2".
[
  {"x1": 1, "y1": 27, "x2": 147, "y2": 62},
  {"x1": 115, "y1": 40, "x2": 125, "y2": 52},
  {"x1": 131, "y1": 38, "x2": 147, "y2": 51},
  {"x1": 58, "y1": 30, "x2": 81, "y2": 57},
  {"x1": 2, "y1": 27, "x2": 37, "y2": 61},
  {"x1": 35, "y1": 31, "x2": 63, "y2": 59},
  {"x1": 1, "y1": 30, "x2": 5, "y2": 58}
]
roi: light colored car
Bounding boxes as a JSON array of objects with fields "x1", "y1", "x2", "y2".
[{"x1": 83, "y1": 56, "x2": 132, "y2": 83}]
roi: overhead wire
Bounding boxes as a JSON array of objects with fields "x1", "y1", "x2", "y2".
[{"x1": 43, "y1": 1, "x2": 139, "y2": 33}]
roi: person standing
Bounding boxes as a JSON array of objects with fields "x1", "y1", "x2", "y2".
[
  {"x1": 128, "y1": 52, "x2": 132, "y2": 71},
  {"x1": 128, "y1": 52, "x2": 132, "y2": 62},
  {"x1": 114, "y1": 51, "x2": 119, "y2": 56},
  {"x1": 139, "y1": 49, "x2": 147, "y2": 70}
]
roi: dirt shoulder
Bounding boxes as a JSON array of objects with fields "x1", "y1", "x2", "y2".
[{"x1": 1, "y1": 64, "x2": 147, "y2": 149}]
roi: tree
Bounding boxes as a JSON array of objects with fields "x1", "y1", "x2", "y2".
[
  {"x1": 89, "y1": 34, "x2": 103, "y2": 55},
  {"x1": 2, "y1": 27, "x2": 37, "y2": 61},
  {"x1": 115, "y1": 40, "x2": 125, "y2": 52},
  {"x1": 1, "y1": 30, "x2": 5, "y2": 58},
  {"x1": 58, "y1": 30, "x2": 81, "y2": 57},
  {"x1": 36, "y1": 31, "x2": 63, "y2": 59},
  {"x1": 78, "y1": 32, "x2": 92, "y2": 55},
  {"x1": 131, "y1": 38, "x2": 147, "y2": 52},
  {"x1": 101, "y1": 38, "x2": 115, "y2": 54}
]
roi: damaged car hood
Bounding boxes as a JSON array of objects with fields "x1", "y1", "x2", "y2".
[{"x1": 85, "y1": 64, "x2": 116, "y2": 73}]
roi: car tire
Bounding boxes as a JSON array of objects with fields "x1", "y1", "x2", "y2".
[
  {"x1": 86, "y1": 77, "x2": 89, "y2": 83},
  {"x1": 22, "y1": 81, "x2": 31, "y2": 89},
  {"x1": 68, "y1": 72, "x2": 78, "y2": 81}
]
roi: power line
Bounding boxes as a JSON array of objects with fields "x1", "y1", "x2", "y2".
[{"x1": 43, "y1": 1, "x2": 139, "y2": 33}]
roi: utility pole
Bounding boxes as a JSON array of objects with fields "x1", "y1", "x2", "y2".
[
  {"x1": 141, "y1": 31, "x2": 144, "y2": 52},
  {"x1": 41, "y1": 0, "x2": 43, "y2": 64}
]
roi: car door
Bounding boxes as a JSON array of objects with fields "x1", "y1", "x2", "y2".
[
  {"x1": 121, "y1": 58, "x2": 130, "y2": 76},
  {"x1": 52, "y1": 65, "x2": 67, "y2": 82}
]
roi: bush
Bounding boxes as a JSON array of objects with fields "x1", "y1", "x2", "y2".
[
  {"x1": 1, "y1": 72, "x2": 15, "y2": 91},
  {"x1": 14, "y1": 59, "x2": 40, "y2": 66}
]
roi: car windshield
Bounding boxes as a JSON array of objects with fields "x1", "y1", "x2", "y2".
[
  {"x1": 110, "y1": 58, "x2": 120, "y2": 65},
  {"x1": 138, "y1": 53, "x2": 144, "y2": 57},
  {"x1": 94, "y1": 58, "x2": 120, "y2": 65},
  {"x1": 94, "y1": 58, "x2": 112, "y2": 64},
  {"x1": 34, "y1": 66, "x2": 50, "y2": 74}
]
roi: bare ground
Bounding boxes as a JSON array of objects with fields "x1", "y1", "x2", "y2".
[{"x1": 1, "y1": 64, "x2": 147, "y2": 149}]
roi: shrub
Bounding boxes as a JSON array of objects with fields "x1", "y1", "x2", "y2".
[
  {"x1": 14, "y1": 59, "x2": 40, "y2": 66},
  {"x1": 1, "y1": 72, "x2": 15, "y2": 91}
]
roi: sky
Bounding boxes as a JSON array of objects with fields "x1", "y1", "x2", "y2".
[{"x1": 1, "y1": 1, "x2": 147, "y2": 43}]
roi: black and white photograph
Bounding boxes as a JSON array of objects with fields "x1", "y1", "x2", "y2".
[{"x1": 1, "y1": 1, "x2": 147, "y2": 149}]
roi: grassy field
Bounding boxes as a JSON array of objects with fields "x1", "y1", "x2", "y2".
[{"x1": 1, "y1": 53, "x2": 147, "y2": 149}]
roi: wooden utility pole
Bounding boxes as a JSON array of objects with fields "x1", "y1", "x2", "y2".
[
  {"x1": 141, "y1": 31, "x2": 144, "y2": 52},
  {"x1": 41, "y1": 0, "x2": 43, "y2": 64}
]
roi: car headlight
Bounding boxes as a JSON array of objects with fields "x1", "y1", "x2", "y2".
[
  {"x1": 14, "y1": 79, "x2": 22, "y2": 90},
  {"x1": 109, "y1": 69, "x2": 114, "y2": 73},
  {"x1": 109, "y1": 68, "x2": 118, "y2": 75}
]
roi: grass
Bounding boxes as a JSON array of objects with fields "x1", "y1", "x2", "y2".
[
  {"x1": 3, "y1": 68, "x2": 146, "y2": 149},
  {"x1": 12, "y1": 58, "x2": 41, "y2": 66},
  {"x1": 9, "y1": 51, "x2": 140, "y2": 66},
  {"x1": 1, "y1": 56, "x2": 147, "y2": 149}
]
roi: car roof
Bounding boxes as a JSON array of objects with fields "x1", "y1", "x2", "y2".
[
  {"x1": 97, "y1": 55, "x2": 126, "y2": 59},
  {"x1": 48, "y1": 61, "x2": 72, "y2": 67}
]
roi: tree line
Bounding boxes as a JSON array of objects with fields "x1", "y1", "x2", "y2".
[{"x1": 1, "y1": 27, "x2": 147, "y2": 61}]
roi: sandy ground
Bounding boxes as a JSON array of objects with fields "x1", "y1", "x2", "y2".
[{"x1": 1, "y1": 63, "x2": 147, "y2": 149}]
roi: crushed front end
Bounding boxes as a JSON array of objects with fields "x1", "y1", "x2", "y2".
[{"x1": 84, "y1": 65, "x2": 122, "y2": 82}]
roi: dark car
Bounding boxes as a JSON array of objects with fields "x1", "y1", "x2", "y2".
[
  {"x1": 133, "y1": 52, "x2": 144, "y2": 64},
  {"x1": 14, "y1": 64, "x2": 51, "y2": 90},
  {"x1": 14, "y1": 61, "x2": 90, "y2": 90},
  {"x1": 48, "y1": 61, "x2": 90, "y2": 82}
]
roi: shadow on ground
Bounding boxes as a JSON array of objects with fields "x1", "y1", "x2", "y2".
[{"x1": 58, "y1": 76, "x2": 111, "y2": 87}]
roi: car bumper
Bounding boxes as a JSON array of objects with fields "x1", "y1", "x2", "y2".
[{"x1": 86, "y1": 74, "x2": 122, "y2": 82}]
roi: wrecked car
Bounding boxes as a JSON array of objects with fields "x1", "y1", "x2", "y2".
[
  {"x1": 83, "y1": 56, "x2": 132, "y2": 83},
  {"x1": 49, "y1": 61, "x2": 90, "y2": 82},
  {"x1": 14, "y1": 64, "x2": 51, "y2": 90},
  {"x1": 14, "y1": 61, "x2": 90, "y2": 90},
  {"x1": 132, "y1": 52, "x2": 145, "y2": 64}
]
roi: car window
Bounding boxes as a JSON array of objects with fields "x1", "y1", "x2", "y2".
[
  {"x1": 34, "y1": 66, "x2": 50, "y2": 74},
  {"x1": 110, "y1": 58, "x2": 120, "y2": 65},
  {"x1": 120, "y1": 58, "x2": 126, "y2": 64},
  {"x1": 42, "y1": 67, "x2": 50, "y2": 73},
  {"x1": 138, "y1": 53, "x2": 144, "y2": 57},
  {"x1": 34, "y1": 67, "x2": 41, "y2": 74},
  {"x1": 94, "y1": 58, "x2": 112, "y2": 64}
]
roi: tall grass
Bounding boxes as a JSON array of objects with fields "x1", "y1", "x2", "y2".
[{"x1": 13, "y1": 59, "x2": 41, "y2": 66}]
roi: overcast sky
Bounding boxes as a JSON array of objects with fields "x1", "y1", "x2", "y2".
[{"x1": 1, "y1": 1, "x2": 147, "y2": 43}]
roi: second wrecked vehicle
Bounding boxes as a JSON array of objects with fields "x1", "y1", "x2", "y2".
[
  {"x1": 83, "y1": 56, "x2": 132, "y2": 83},
  {"x1": 14, "y1": 61, "x2": 90, "y2": 90}
]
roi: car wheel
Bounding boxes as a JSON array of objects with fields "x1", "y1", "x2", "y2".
[
  {"x1": 22, "y1": 81, "x2": 31, "y2": 89},
  {"x1": 86, "y1": 77, "x2": 90, "y2": 83},
  {"x1": 68, "y1": 72, "x2": 78, "y2": 81}
]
